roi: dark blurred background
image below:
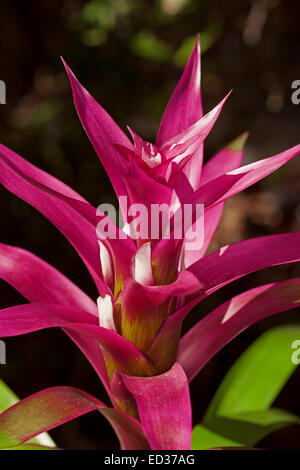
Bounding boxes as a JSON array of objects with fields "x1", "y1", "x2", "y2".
[{"x1": 0, "y1": 0, "x2": 300, "y2": 449}]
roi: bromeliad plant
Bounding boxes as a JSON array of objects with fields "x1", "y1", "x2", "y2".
[{"x1": 0, "y1": 37, "x2": 300, "y2": 450}]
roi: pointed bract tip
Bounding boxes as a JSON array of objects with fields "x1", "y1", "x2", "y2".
[
  {"x1": 195, "y1": 33, "x2": 201, "y2": 51},
  {"x1": 127, "y1": 125, "x2": 139, "y2": 144},
  {"x1": 60, "y1": 57, "x2": 78, "y2": 85},
  {"x1": 60, "y1": 56, "x2": 69, "y2": 71},
  {"x1": 227, "y1": 131, "x2": 249, "y2": 151},
  {"x1": 215, "y1": 89, "x2": 233, "y2": 110},
  {"x1": 189, "y1": 34, "x2": 201, "y2": 65}
]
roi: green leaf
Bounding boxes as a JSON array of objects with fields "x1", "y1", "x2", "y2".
[
  {"x1": 0, "y1": 379, "x2": 19, "y2": 413},
  {"x1": 2, "y1": 443, "x2": 59, "y2": 450},
  {"x1": 192, "y1": 326, "x2": 300, "y2": 449},
  {"x1": 0, "y1": 379, "x2": 55, "y2": 448},
  {"x1": 195, "y1": 408, "x2": 299, "y2": 449},
  {"x1": 205, "y1": 325, "x2": 300, "y2": 420},
  {"x1": 191, "y1": 424, "x2": 241, "y2": 450}
]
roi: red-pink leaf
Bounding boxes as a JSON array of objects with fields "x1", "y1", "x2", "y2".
[
  {"x1": 62, "y1": 59, "x2": 133, "y2": 218},
  {"x1": 178, "y1": 278, "x2": 300, "y2": 381},
  {"x1": 0, "y1": 303, "x2": 155, "y2": 377},
  {"x1": 183, "y1": 133, "x2": 248, "y2": 267},
  {"x1": 0, "y1": 243, "x2": 113, "y2": 397},
  {"x1": 150, "y1": 232, "x2": 300, "y2": 366},
  {"x1": 156, "y1": 36, "x2": 202, "y2": 146},
  {"x1": 0, "y1": 386, "x2": 149, "y2": 450},
  {"x1": 187, "y1": 231, "x2": 300, "y2": 299},
  {"x1": 0, "y1": 143, "x2": 106, "y2": 294},
  {"x1": 122, "y1": 363, "x2": 192, "y2": 450},
  {"x1": 0, "y1": 243, "x2": 97, "y2": 315}
]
